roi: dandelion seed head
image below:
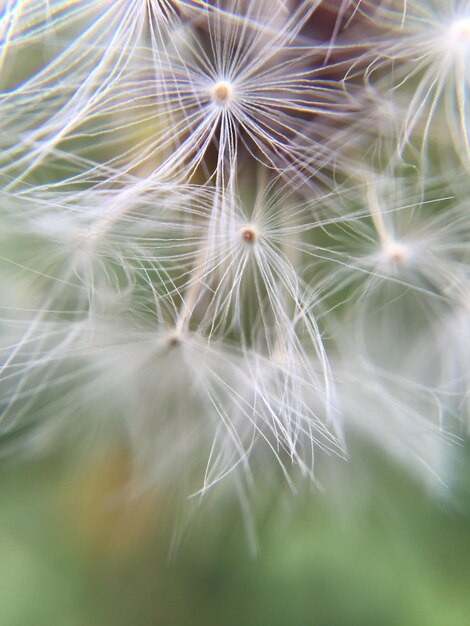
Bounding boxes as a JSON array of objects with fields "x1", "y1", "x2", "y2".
[{"x1": 2, "y1": 0, "x2": 468, "y2": 503}]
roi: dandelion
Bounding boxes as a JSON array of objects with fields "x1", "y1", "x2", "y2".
[
  {"x1": 0, "y1": 0, "x2": 180, "y2": 187},
  {"x1": 1, "y1": 0, "x2": 469, "y2": 504},
  {"x1": 363, "y1": 0, "x2": 470, "y2": 169}
]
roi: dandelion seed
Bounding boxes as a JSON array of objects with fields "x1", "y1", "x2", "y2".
[{"x1": 367, "y1": 0, "x2": 470, "y2": 168}]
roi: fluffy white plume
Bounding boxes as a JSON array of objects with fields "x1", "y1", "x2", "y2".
[{"x1": 1, "y1": 0, "x2": 468, "y2": 499}]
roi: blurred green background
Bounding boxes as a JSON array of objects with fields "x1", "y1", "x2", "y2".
[{"x1": 1, "y1": 440, "x2": 470, "y2": 626}]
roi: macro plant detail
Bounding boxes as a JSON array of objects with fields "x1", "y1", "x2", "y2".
[{"x1": 0, "y1": 0, "x2": 469, "y2": 503}]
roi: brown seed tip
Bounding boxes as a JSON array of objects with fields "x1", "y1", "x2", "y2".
[
  {"x1": 167, "y1": 332, "x2": 182, "y2": 347},
  {"x1": 384, "y1": 241, "x2": 407, "y2": 265},
  {"x1": 212, "y1": 80, "x2": 232, "y2": 106},
  {"x1": 241, "y1": 226, "x2": 258, "y2": 244}
]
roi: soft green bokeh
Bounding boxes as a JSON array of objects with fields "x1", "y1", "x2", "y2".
[{"x1": 1, "y1": 442, "x2": 469, "y2": 626}]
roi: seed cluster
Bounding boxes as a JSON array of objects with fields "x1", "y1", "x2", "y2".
[{"x1": 0, "y1": 0, "x2": 469, "y2": 497}]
